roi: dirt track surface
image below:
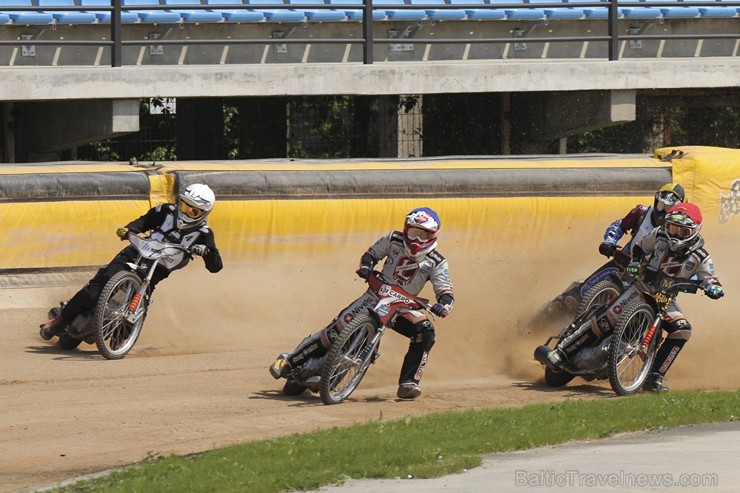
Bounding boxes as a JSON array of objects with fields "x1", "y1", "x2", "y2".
[{"x1": 2, "y1": 243, "x2": 738, "y2": 493}]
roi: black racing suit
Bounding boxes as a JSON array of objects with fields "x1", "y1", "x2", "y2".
[{"x1": 58, "y1": 203, "x2": 223, "y2": 325}]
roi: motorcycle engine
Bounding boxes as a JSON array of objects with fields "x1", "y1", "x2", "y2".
[{"x1": 571, "y1": 336, "x2": 611, "y2": 372}]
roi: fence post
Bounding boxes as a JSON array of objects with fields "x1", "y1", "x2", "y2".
[
  {"x1": 608, "y1": 0, "x2": 619, "y2": 60},
  {"x1": 112, "y1": 0, "x2": 122, "y2": 67},
  {"x1": 363, "y1": 0, "x2": 373, "y2": 64}
]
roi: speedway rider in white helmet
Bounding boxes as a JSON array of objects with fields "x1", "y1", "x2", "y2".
[
  {"x1": 270, "y1": 207, "x2": 454, "y2": 399},
  {"x1": 40, "y1": 183, "x2": 223, "y2": 341}
]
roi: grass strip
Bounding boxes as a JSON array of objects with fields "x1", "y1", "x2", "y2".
[{"x1": 57, "y1": 389, "x2": 738, "y2": 492}]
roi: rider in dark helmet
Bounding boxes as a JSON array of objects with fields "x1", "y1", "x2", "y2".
[
  {"x1": 270, "y1": 207, "x2": 454, "y2": 400},
  {"x1": 547, "y1": 183, "x2": 685, "y2": 315},
  {"x1": 599, "y1": 182, "x2": 686, "y2": 258},
  {"x1": 39, "y1": 183, "x2": 223, "y2": 341},
  {"x1": 626, "y1": 203, "x2": 724, "y2": 392}
]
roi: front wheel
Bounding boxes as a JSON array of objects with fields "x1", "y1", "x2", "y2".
[
  {"x1": 608, "y1": 302, "x2": 657, "y2": 396},
  {"x1": 95, "y1": 270, "x2": 145, "y2": 360},
  {"x1": 319, "y1": 314, "x2": 378, "y2": 405}
]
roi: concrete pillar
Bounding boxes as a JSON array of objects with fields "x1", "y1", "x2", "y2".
[
  {"x1": 511, "y1": 90, "x2": 637, "y2": 153},
  {"x1": 14, "y1": 99, "x2": 139, "y2": 162}
]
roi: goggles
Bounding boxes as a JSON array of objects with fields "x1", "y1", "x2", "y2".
[
  {"x1": 179, "y1": 200, "x2": 206, "y2": 219},
  {"x1": 406, "y1": 226, "x2": 433, "y2": 241},
  {"x1": 657, "y1": 191, "x2": 681, "y2": 208},
  {"x1": 666, "y1": 222, "x2": 695, "y2": 240}
]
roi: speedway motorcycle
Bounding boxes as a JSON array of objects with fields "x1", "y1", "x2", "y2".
[
  {"x1": 278, "y1": 271, "x2": 433, "y2": 405},
  {"x1": 47, "y1": 232, "x2": 195, "y2": 360},
  {"x1": 534, "y1": 269, "x2": 703, "y2": 396}
]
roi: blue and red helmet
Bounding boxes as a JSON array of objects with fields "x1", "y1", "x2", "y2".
[{"x1": 403, "y1": 207, "x2": 441, "y2": 259}]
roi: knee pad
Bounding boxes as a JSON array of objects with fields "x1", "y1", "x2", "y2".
[
  {"x1": 413, "y1": 320, "x2": 436, "y2": 352},
  {"x1": 665, "y1": 318, "x2": 692, "y2": 341}
]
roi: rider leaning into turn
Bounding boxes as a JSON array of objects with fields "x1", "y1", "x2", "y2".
[
  {"x1": 39, "y1": 183, "x2": 223, "y2": 341},
  {"x1": 551, "y1": 183, "x2": 685, "y2": 313},
  {"x1": 270, "y1": 207, "x2": 454, "y2": 400},
  {"x1": 626, "y1": 202, "x2": 724, "y2": 392},
  {"x1": 599, "y1": 182, "x2": 686, "y2": 258}
]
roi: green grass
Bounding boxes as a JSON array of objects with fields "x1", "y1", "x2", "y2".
[{"x1": 57, "y1": 390, "x2": 738, "y2": 492}]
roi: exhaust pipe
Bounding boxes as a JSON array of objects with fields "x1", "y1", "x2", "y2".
[{"x1": 534, "y1": 345, "x2": 552, "y2": 365}]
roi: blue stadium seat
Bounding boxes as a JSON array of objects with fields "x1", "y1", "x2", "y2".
[
  {"x1": 409, "y1": 0, "x2": 466, "y2": 20},
  {"x1": 123, "y1": 0, "x2": 183, "y2": 22},
  {"x1": 80, "y1": 0, "x2": 140, "y2": 22},
  {"x1": 488, "y1": 0, "x2": 546, "y2": 20},
  {"x1": 288, "y1": 0, "x2": 347, "y2": 21},
  {"x1": 0, "y1": 12, "x2": 9, "y2": 22},
  {"x1": 449, "y1": 0, "x2": 506, "y2": 19},
  {"x1": 372, "y1": 0, "x2": 426, "y2": 20},
  {"x1": 527, "y1": 0, "x2": 584, "y2": 19},
  {"x1": 164, "y1": 0, "x2": 225, "y2": 21},
  {"x1": 247, "y1": 0, "x2": 306, "y2": 21},
  {"x1": 38, "y1": 0, "x2": 98, "y2": 22},
  {"x1": 326, "y1": 0, "x2": 387, "y2": 19},
  {"x1": 698, "y1": 0, "x2": 738, "y2": 18},
  {"x1": 205, "y1": 0, "x2": 265, "y2": 21},
  {"x1": 564, "y1": 0, "x2": 607, "y2": 19},
  {"x1": 618, "y1": 0, "x2": 661, "y2": 19},
  {"x1": 649, "y1": 0, "x2": 699, "y2": 18},
  {"x1": 0, "y1": 0, "x2": 54, "y2": 23}
]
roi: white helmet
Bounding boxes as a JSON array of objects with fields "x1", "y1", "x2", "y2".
[{"x1": 176, "y1": 183, "x2": 215, "y2": 230}]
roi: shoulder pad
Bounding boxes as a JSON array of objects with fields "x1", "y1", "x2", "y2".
[
  {"x1": 427, "y1": 250, "x2": 445, "y2": 265},
  {"x1": 390, "y1": 230, "x2": 404, "y2": 243},
  {"x1": 692, "y1": 247, "x2": 709, "y2": 263}
]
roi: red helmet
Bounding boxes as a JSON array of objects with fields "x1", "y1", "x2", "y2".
[
  {"x1": 664, "y1": 203, "x2": 702, "y2": 253},
  {"x1": 403, "y1": 207, "x2": 440, "y2": 259}
]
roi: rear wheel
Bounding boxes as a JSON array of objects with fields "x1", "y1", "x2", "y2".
[
  {"x1": 576, "y1": 279, "x2": 621, "y2": 316},
  {"x1": 95, "y1": 271, "x2": 144, "y2": 360},
  {"x1": 319, "y1": 314, "x2": 378, "y2": 405},
  {"x1": 608, "y1": 302, "x2": 657, "y2": 396}
]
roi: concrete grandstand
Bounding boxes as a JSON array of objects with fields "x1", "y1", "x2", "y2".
[{"x1": 0, "y1": 0, "x2": 738, "y2": 161}]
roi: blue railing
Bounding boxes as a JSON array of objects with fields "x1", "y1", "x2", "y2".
[{"x1": 0, "y1": 0, "x2": 738, "y2": 66}]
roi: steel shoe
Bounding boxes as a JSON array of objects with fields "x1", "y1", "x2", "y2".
[
  {"x1": 397, "y1": 382, "x2": 422, "y2": 399},
  {"x1": 643, "y1": 372, "x2": 669, "y2": 392}
]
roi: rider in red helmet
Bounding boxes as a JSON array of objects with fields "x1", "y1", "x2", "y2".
[
  {"x1": 270, "y1": 207, "x2": 454, "y2": 399},
  {"x1": 547, "y1": 183, "x2": 685, "y2": 316},
  {"x1": 626, "y1": 202, "x2": 724, "y2": 392}
]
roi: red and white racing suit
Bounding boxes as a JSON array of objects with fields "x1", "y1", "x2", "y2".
[{"x1": 287, "y1": 230, "x2": 454, "y2": 386}]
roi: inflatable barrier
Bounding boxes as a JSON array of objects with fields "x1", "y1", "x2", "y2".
[{"x1": 0, "y1": 147, "x2": 737, "y2": 274}]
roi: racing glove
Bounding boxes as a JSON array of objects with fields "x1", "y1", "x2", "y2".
[
  {"x1": 625, "y1": 261, "x2": 641, "y2": 278},
  {"x1": 705, "y1": 284, "x2": 724, "y2": 300},
  {"x1": 116, "y1": 227, "x2": 129, "y2": 240},
  {"x1": 356, "y1": 267, "x2": 372, "y2": 279},
  {"x1": 431, "y1": 303, "x2": 450, "y2": 318},
  {"x1": 191, "y1": 244, "x2": 209, "y2": 257},
  {"x1": 598, "y1": 241, "x2": 617, "y2": 258}
]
